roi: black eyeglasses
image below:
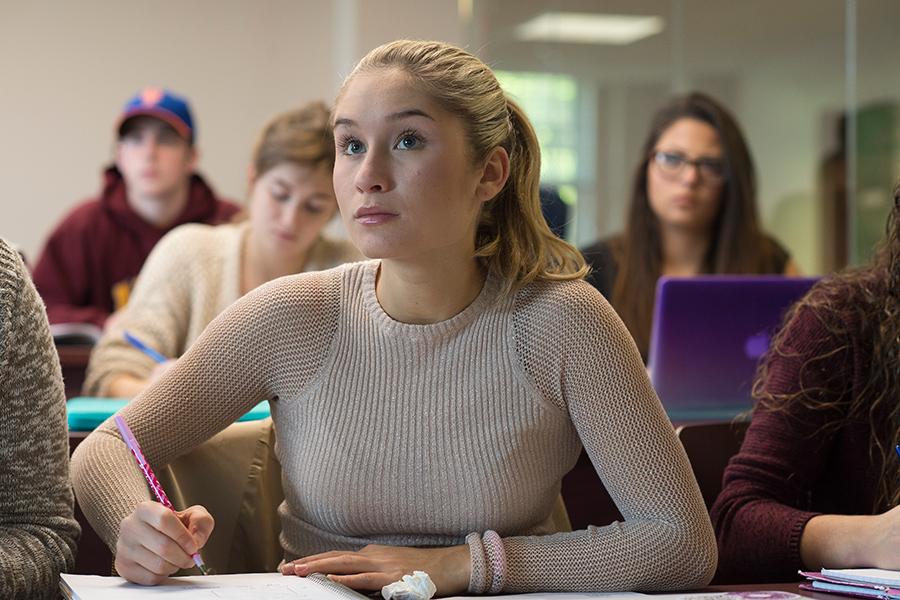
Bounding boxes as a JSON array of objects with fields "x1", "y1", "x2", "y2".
[{"x1": 651, "y1": 150, "x2": 726, "y2": 183}]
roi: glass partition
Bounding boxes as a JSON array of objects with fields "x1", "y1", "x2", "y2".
[{"x1": 466, "y1": 0, "x2": 900, "y2": 274}]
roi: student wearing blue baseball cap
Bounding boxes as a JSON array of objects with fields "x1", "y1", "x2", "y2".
[{"x1": 32, "y1": 87, "x2": 240, "y2": 328}]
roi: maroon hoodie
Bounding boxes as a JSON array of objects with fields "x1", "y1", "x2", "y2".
[{"x1": 33, "y1": 167, "x2": 240, "y2": 327}]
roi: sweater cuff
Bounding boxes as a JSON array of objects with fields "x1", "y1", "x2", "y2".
[
  {"x1": 466, "y1": 531, "x2": 506, "y2": 594},
  {"x1": 788, "y1": 510, "x2": 821, "y2": 568}
]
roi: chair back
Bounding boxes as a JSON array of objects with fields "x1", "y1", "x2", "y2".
[{"x1": 675, "y1": 420, "x2": 749, "y2": 509}]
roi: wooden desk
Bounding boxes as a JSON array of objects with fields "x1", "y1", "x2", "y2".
[{"x1": 57, "y1": 344, "x2": 92, "y2": 399}]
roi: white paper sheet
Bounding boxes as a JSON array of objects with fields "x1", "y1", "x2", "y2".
[{"x1": 60, "y1": 572, "x2": 355, "y2": 600}]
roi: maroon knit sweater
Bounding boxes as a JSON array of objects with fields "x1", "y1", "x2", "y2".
[{"x1": 711, "y1": 273, "x2": 886, "y2": 583}]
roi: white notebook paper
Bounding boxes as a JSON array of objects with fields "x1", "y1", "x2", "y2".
[
  {"x1": 60, "y1": 572, "x2": 369, "y2": 600},
  {"x1": 821, "y1": 568, "x2": 900, "y2": 587}
]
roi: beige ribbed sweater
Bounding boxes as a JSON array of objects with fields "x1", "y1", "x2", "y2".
[
  {"x1": 84, "y1": 222, "x2": 360, "y2": 396},
  {"x1": 0, "y1": 239, "x2": 80, "y2": 599},
  {"x1": 71, "y1": 260, "x2": 716, "y2": 592}
]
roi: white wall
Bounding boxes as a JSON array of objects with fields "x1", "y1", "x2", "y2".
[{"x1": 0, "y1": 0, "x2": 460, "y2": 261}]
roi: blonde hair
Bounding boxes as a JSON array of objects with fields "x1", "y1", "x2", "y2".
[
  {"x1": 253, "y1": 101, "x2": 334, "y2": 177},
  {"x1": 337, "y1": 40, "x2": 587, "y2": 294}
]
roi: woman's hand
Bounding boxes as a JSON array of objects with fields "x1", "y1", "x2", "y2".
[
  {"x1": 802, "y1": 506, "x2": 900, "y2": 570},
  {"x1": 115, "y1": 501, "x2": 215, "y2": 585},
  {"x1": 862, "y1": 504, "x2": 900, "y2": 568},
  {"x1": 281, "y1": 544, "x2": 471, "y2": 596}
]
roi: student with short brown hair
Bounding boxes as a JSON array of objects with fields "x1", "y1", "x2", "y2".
[{"x1": 84, "y1": 101, "x2": 359, "y2": 398}]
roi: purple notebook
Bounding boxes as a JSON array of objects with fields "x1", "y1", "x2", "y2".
[{"x1": 647, "y1": 275, "x2": 819, "y2": 421}]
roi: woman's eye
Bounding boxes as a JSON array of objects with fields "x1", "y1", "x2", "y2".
[
  {"x1": 269, "y1": 188, "x2": 290, "y2": 202},
  {"x1": 396, "y1": 134, "x2": 422, "y2": 151},
  {"x1": 339, "y1": 138, "x2": 365, "y2": 155},
  {"x1": 659, "y1": 152, "x2": 685, "y2": 168}
]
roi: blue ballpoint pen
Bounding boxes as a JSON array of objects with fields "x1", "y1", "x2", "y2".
[
  {"x1": 895, "y1": 444, "x2": 900, "y2": 461},
  {"x1": 123, "y1": 330, "x2": 168, "y2": 364}
]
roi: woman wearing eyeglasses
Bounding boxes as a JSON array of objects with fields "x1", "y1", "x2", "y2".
[{"x1": 581, "y1": 92, "x2": 799, "y2": 360}]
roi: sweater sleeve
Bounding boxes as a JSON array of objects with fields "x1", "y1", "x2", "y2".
[
  {"x1": 471, "y1": 281, "x2": 716, "y2": 593},
  {"x1": 32, "y1": 213, "x2": 110, "y2": 327},
  {"x1": 70, "y1": 270, "x2": 340, "y2": 551},
  {"x1": 0, "y1": 241, "x2": 80, "y2": 600},
  {"x1": 710, "y1": 304, "x2": 850, "y2": 583},
  {"x1": 83, "y1": 226, "x2": 204, "y2": 397}
]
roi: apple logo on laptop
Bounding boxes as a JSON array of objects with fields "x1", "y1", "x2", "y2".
[{"x1": 744, "y1": 330, "x2": 771, "y2": 360}]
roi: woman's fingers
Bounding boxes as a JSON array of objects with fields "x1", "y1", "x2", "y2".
[
  {"x1": 139, "y1": 504, "x2": 200, "y2": 557},
  {"x1": 116, "y1": 501, "x2": 214, "y2": 584},
  {"x1": 281, "y1": 544, "x2": 469, "y2": 595},
  {"x1": 121, "y1": 506, "x2": 195, "y2": 567},
  {"x1": 327, "y1": 572, "x2": 397, "y2": 591},
  {"x1": 286, "y1": 552, "x2": 380, "y2": 576},
  {"x1": 177, "y1": 505, "x2": 215, "y2": 549},
  {"x1": 114, "y1": 556, "x2": 170, "y2": 586}
]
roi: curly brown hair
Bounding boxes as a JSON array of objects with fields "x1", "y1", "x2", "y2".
[{"x1": 754, "y1": 183, "x2": 900, "y2": 510}]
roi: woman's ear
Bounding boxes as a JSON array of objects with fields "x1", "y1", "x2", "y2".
[
  {"x1": 246, "y1": 165, "x2": 258, "y2": 196},
  {"x1": 476, "y1": 146, "x2": 510, "y2": 204}
]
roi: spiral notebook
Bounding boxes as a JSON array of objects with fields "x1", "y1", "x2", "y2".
[{"x1": 60, "y1": 572, "x2": 370, "y2": 600}]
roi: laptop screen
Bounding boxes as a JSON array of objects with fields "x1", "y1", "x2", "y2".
[{"x1": 647, "y1": 276, "x2": 819, "y2": 421}]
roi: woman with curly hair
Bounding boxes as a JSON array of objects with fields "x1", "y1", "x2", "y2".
[{"x1": 711, "y1": 184, "x2": 900, "y2": 582}]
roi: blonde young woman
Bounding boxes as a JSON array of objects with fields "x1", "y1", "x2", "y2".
[
  {"x1": 84, "y1": 102, "x2": 359, "y2": 398},
  {"x1": 72, "y1": 41, "x2": 716, "y2": 594}
]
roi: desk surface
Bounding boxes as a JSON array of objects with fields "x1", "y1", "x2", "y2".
[{"x1": 704, "y1": 582, "x2": 830, "y2": 599}]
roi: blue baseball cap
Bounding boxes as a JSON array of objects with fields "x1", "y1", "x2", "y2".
[{"x1": 116, "y1": 87, "x2": 195, "y2": 143}]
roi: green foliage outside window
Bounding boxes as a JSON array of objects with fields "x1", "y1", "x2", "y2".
[{"x1": 495, "y1": 70, "x2": 579, "y2": 208}]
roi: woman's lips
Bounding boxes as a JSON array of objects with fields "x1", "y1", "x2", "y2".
[{"x1": 354, "y1": 205, "x2": 398, "y2": 225}]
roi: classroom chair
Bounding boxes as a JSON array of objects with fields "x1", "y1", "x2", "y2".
[{"x1": 675, "y1": 420, "x2": 750, "y2": 509}]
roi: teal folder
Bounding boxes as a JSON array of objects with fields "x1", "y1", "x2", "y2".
[{"x1": 66, "y1": 397, "x2": 271, "y2": 431}]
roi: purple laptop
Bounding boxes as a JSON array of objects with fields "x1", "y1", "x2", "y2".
[{"x1": 647, "y1": 276, "x2": 819, "y2": 421}]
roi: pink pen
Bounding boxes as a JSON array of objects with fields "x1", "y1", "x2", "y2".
[{"x1": 114, "y1": 415, "x2": 208, "y2": 575}]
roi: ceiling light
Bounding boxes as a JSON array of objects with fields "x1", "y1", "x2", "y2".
[{"x1": 515, "y1": 12, "x2": 665, "y2": 45}]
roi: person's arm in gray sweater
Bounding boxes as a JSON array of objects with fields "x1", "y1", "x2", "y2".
[{"x1": 0, "y1": 239, "x2": 80, "y2": 599}]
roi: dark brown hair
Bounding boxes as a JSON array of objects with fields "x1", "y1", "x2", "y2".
[
  {"x1": 755, "y1": 184, "x2": 900, "y2": 510},
  {"x1": 612, "y1": 92, "x2": 784, "y2": 358}
]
